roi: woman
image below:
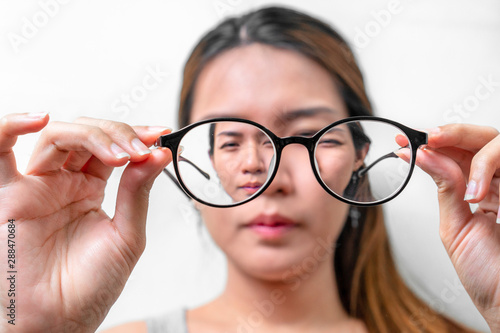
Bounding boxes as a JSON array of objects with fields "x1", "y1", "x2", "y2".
[{"x1": 1, "y1": 6, "x2": 498, "y2": 333}]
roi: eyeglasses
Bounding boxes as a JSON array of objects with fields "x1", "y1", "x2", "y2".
[{"x1": 155, "y1": 116, "x2": 427, "y2": 207}]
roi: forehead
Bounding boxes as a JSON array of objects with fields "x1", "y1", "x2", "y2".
[{"x1": 189, "y1": 43, "x2": 348, "y2": 127}]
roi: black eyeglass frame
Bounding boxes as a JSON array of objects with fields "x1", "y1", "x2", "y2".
[{"x1": 155, "y1": 116, "x2": 428, "y2": 208}]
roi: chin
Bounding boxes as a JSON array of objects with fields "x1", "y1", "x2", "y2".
[
  {"x1": 232, "y1": 245, "x2": 330, "y2": 283},
  {"x1": 243, "y1": 265, "x2": 299, "y2": 284}
]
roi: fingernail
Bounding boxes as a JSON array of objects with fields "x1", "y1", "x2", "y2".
[
  {"x1": 464, "y1": 180, "x2": 477, "y2": 201},
  {"x1": 111, "y1": 143, "x2": 131, "y2": 160},
  {"x1": 496, "y1": 217, "x2": 500, "y2": 224},
  {"x1": 26, "y1": 112, "x2": 48, "y2": 119},
  {"x1": 132, "y1": 138, "x2": 151, "y2": 155},
  {"x1": 178, "y1": 145, "x2": 184, "y2": 155},
  {"x1": 425, "y1": 127, "x2": 441, "y2": 137}
]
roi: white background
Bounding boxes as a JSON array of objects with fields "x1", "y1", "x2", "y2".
[{"x1": 0, "y1": 0, "x2": 499, "y2": 331}]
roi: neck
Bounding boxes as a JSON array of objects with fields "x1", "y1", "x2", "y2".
[{"x1": 216, "y1": 255, "x2": 348, "y2": 329}]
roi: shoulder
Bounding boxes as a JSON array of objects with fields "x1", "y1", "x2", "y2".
[{"x1": 100, "y1": 321, "x2": 147, "y2": 333}]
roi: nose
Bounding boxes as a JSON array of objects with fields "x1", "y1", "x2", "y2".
[
  {"x1": 240, "y1": 145, "x2": 266, "y2": 175},
  {"x1": 262, "y1": 144, "x2": 311, "y2": 196}
]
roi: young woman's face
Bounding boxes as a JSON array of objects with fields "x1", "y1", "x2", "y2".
[{"x1": 189, "y1": 43, "x2": 356, "y2": 281}]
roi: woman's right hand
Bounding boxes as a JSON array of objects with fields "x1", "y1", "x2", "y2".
[{"x1": 0, "y1": 113, "x2": 172, "y2": 333}]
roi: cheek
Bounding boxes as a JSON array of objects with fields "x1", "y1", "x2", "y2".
[
  {"x1": 316, "y1": 198, "x2": 350, "y2": 236},
  {"x1": 212, "y1": 154, "x2": 239, "y2": 190},
  {"x1": 315, "y1": 149, "x2": 357, "y2": 194},
  {"x1": 213, "y1": 154, "x2": 232, "y2": 175},
  {"x1": 213, "y1": 153, "x2": 246, "y2": 182},
  {"x1": 302, "y1": 186, "x2": 350, "y2": 236},
  {"x1": 213, "y1": 161, "x2": 232, "y2": 188},
  {"x1": 292, "y1": 162, "x2": 350, "y2": 233},
  {"x1": 198, "y1": 206, "x2": 235, "y2": 248}
]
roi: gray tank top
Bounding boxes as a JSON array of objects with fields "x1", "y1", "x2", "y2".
[{"x1": 145, "y1": 308, "x2": 188, "y2": 333}]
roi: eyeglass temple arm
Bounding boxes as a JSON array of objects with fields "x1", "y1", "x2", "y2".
[
  {"x1": 177, "y1": 156, "x2": 211, "y2": 180},
  {"x1": 155, "y1": 133, "x2": 210, "y2": 180},
  {"x1": 162, "y1": 156, "x2": 211, "y2": 198},
  {"x1": 356, "y1": 150, "x2": 401, "y2": 178},
  {"x1": 162, "y1": 169, "x2": 190, "y2": 199}
]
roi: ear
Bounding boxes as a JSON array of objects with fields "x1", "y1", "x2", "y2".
[{"x1": 354, "y1": 143, "x2": 370, "y2": 171}]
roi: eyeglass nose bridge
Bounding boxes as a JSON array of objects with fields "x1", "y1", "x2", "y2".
[
  {"x1": 267, "y1": 135, "x2": 324, "y2": 199},
  {"x1": 277, "y1": 135, "x2": 316, "y2": 153}
]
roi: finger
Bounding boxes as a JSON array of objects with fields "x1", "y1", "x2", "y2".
[
  {"x1": 27, "y1": 122, "x2": 131, "y2": 174},
  {"x1": 395, "y1": 134, "x2": 409, "y2": 147},
  {"x1": 427, "y1": 124, "x2": 499, "y2": 153},
  {"x1": 75, "y1": 117, "x2": 170, "y2": 162},
  {"x1": 430, "y1": 146, "x2": 475, "y2": 181},
  {"x1": 396, "y1": 127, "x2": 474, "y2": 182},
  {"x1": 473, "y1": 178, "x2": 499, "y2": 215},
  {"x1": 63, "y1": 150, "x2": 93, "y2": 171},
  {"x1": 464, "y1": 134, "x2": 500, "y2": 204},
  {"x1": 63, "y1": 117, "x2": 145, "y2": 173},
  {"x1": 131, "y1": 125, "x2": 172, "y2": 147},
  {"x1": 82, "y1": 126, "x2": 172, "y2": 180},
  {"x1": 412, "y1": 148, "x2": 474, "y2": 252},
  {"x1": 0, "y1": 112, "x2": 49, "y2": 183},
  {"x1": 79, "y1": 155, "x2": 111, "y2": 180},
  {"x1": 112, "y1": 147, "x2": 173, "y2": 252}
]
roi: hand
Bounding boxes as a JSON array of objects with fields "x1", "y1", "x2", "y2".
[
  {"x1": 0, "y1": 113, "x2": 172, "y2": 332},
  {"x1": 415, "y1": 124, "x2": 500, "y2": 331}
]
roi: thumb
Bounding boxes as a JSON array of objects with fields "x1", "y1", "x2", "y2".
[
  {"x1": 113, "y1": 148, "x2": 172, "y2": 252},
  {"x1": 414, "y1": 148, "x2": 473, "y2": 250}
]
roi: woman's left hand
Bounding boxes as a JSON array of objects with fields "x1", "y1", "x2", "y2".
[{"x1": 415, "y1": 124, "x2": 500, "y2": 331}]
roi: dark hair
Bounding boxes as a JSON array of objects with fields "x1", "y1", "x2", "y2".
[
  {"x1": 177, "y1": 6, "x2": 475, "y2": 332},
  {"x1": 178, "y1": 6, "x2": 371, "y2": 128}
]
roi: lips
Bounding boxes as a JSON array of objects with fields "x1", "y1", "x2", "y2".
[
  {"x1": 239, "y1": 181, "x2": 263, "y2": 195},
  {"x1": 244, "y1": 214, "x2": 298, "y2": 240}
]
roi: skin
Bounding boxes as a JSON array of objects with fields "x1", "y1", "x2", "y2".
[
  {"x1": 209, "y1": 120, "x2": 362, "y2": 203},
  {"x1": 185, "y1": 44, "x2": 363, "y2": 332},
  {"x1": 0, "y1": 114, "x2": 173, "y2": 332},
  {"x1": 0, "y1": 44, "x2": 498, "y2": 332},
  {"x1": 210, "y1": 121, "x2": 275, "y2": 202},
  {"x1": 412, "y1": 126, "x2": 500, "y2": 330}
]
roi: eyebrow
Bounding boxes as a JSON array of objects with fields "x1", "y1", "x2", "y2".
[
  {"x1": 200, "y1": 107, "x2": 339, "y2": 122},
  {"x1": 216, "y1": 130, "x2": 268, "y2": 139},
  {"x1": 216, "y1": 131, "x2": 242, "y2": 138},
  {"x1": 281, "y1": 107, "x2": 339, "y2": 121}
]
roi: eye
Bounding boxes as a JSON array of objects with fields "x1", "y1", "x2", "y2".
[
  {"x1": 317, "y1": 133, "x2": 344, "y2": 147},
  {"x1": 219, "y1": 141, "x2": 239, "y2": 150},
  {"x1": 318, "y1": 138, "x2": 343, "y2": 146},
  {"x1": 262, "y1": 139, "x2": 273, "y2": 146},
  {"x1": 316, "y1": 128, "x2": 348, "y2": 147}
]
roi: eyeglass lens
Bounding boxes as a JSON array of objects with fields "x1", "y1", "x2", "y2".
[{"x1": 165, "y1": 120, "x2": 412, "y2": 206}]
